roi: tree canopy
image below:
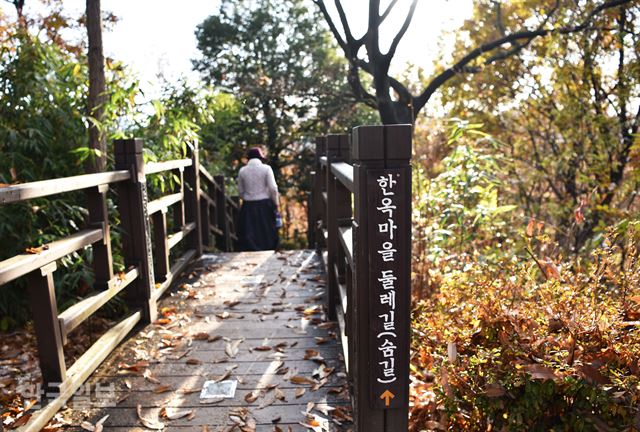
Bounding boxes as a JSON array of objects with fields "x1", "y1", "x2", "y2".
[{"x1": 315, "y1": 0, "x2": 636, "y2": 124}]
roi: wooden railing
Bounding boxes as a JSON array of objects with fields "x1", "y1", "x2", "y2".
[
  {"x1": 0, "y1": 139, "x2": 236, "y2": 431},
  {"x1": 309, "y1": 124, "x2": 412, "y2": 432}
]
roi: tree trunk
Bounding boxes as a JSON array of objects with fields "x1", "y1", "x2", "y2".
[{"x1": 86, "y1": 0, "x2": 107, "y2": 173}]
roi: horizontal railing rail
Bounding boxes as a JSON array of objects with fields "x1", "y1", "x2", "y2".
[
  {"x1": 0, "y1": 138, "x2": 237, "y2": 432},
  {"x1": 0, "y1": 170, "x2": 131, "y2": 204},
  {"x1": 309, "y1": 125, "x2": 412, "y2": 432}
]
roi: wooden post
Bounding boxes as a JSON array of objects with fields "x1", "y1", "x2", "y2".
[
  {"x1": 352, "y1": 124, "x2": 412, "y2": 431},
  {"x1": 85, "y1": 184, "x2": 113, "y2": 291},
  {"x1": 214, "y1": 175, "x2": 231, "y2": 252},
  {"x1": 26, "y1": 262, "x2": 66, "y2": 393},
  {"x1": 114, "y1": 138, "x2": 157, "y2": 323},
  {"x1": 326, "y1": 134, "x2": 350, "y2": 320},
  {"x1": 184, "y1": 143, "x2": 203, "y2": 257}
]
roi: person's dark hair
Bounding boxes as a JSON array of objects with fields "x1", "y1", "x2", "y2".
[{"x1": 247, "y1": 147, "x2": 265, "y2": 160}]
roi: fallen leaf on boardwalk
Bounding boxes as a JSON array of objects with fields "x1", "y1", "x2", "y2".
[
  {"x1": 295, "y1": 388, "x2": 306, "y2": 398},
  {"x1": 208, "y1": 334, "x2": 222, "y2": 343},
  {"x1": 331, "y1": 407, "x2": 353, "y2": 422},
  {"x1": 187, "y1": 358, "x2": 203, "y2": 365},
  {"x1": 143, "y1": 369, "x2": 161, "y2": 384},
  {"x1": 211, "y1": 369, "x2": 232, "y2": 383},
  {"x1": 303, "y1": 349, "x2": 321, "y2": 361},
  {"x1": 245, "y1": 390, "x2": 260, "y2": 403},
  {"x1": 152, "y1": 384, "x2": 173, "y2": 394},
  {"x1": 274, "y1": 388, "x2": 286, "y2": 401},
  {"x1": 160, "y1": 407, "x2": 194, "y2": 420},
  {"x1": 179, "y1": 387, "x2": 201, "y2": 394},
  {"x1": 314, "y1": 337, "x2": 330, "y2": 345},
  {"x1": 316, "y1": 322, "x2": 335, "y2": 329},
  {"x1": 136, "y1": 405, "x2": 165, "y2": 430},
  {"x1": 199, "y1": 397, "x2": 224, "y2": 404},
  {"x1": 290, "y1": 375, "x2": 316, "y2": 385},
  {"x1": 225, "y1": 339, "x2": 244, "y2": 358},
  {"x1": 192, "y1": 332, "x2": 209, "y2": 341},
  {"x1": 80, "y1": 414, "x2": 108, "y2": 432},
  {"x1": 254, "y1": 345, "x2": 271, "y2": 351},
  {"x1": 118, "y1": 361, "x2": 149, "y2": 372}
]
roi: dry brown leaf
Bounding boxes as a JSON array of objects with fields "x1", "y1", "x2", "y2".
[
  {"x1": 290, "y1": 375, "x2": 316, "y2": 385},
  {"x1": 295, "y1": 388, "x2": 306, "y2": 399},
  {"x1": 160, "y1": 407, "x2": 194, "y2": 420},
  {"x1": 187, "y1": 358, "x2": 203, "y2": 365},
  {"x1": 152, "y1": 384, "x2": 173, "y2": 394},
  {"x1": 136, "y1": 405, "x2": 165, "y2": 430},
  {"x1": 245, "y1": 390, "x2": 260, "y2": 403}
]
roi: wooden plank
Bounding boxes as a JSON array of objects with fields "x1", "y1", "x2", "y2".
[
  {"x1": 17, "y1": 312, "x2": 141, "y2": 432},
  {"x1": 145, "y1": 159, "x2": 192, "y2": 175},
  {"x1": 154, "y1": 249, "x2": 197, "y2": 299},
  {"x1": 147, "y1": 192, "x2": 182, "y2": 215},
  {"x1": 59, "y1": 267, "x2": 139, "y2": 339},
  {"x1": 0, "y1": 170, "x2": 130, "y2": 204},
  {"x1": 167, "y1": 222, "x2": 196, "y2": 250},
  {"x1": 331, "y1": 162, "x2": 354, "y2": 193},
  {"x1": 339, "y1": 226, "x2": 353, "y2": 268},
  {"x1": 0, "y1": 228, "x2": 103, "y2": 286}
]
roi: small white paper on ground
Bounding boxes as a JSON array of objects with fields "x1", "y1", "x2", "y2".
[{"x1": 200, "y1": 380, "x2": 238, "y2": 399}]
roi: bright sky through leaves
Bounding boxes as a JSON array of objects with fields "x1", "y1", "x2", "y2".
[{"x1": 1, "y1": 0, "x2": 473, "y2": 98}]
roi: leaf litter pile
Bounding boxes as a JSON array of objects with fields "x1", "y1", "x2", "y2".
[
  {"x1": 409, "y1": 245, "x2": 640, "y2": 431},
  {"x1": 1, "y1": 250, "x2": 353, "y2": 431}
]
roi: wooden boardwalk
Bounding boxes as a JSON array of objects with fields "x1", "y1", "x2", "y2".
[{"x1": 59, "y1": 250, "x2": 352, "y2": 431}]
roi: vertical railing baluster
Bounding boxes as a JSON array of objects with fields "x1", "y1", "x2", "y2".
[
  {"x1": 114, "y1": 138, "x2": 157, "y2": 323},
  {"x1": 26, "y1": 262, "x2": 66, "y2": 394},
  {"x1": 152, "y1": 210, "x2": 170, "y2": 282},
  {"x1": 86, "y1": 184, "x2": 113, "y2": 291}
]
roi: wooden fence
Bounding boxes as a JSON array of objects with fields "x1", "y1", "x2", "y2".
[
  {"x1": 309, "y1": 124, "x2": 413, "y2": 431},
  {"x1": 0, "y1": 139, "x2": 237, "y2": 431}
]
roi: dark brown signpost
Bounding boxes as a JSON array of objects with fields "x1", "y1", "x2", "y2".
[{"x1": 310, "y1": 124, "x2": 412, "y2": 431}]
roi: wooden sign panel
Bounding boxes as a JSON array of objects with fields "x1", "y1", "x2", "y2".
[{"x1": 367, "y1": 168, "x2": 409, "y2": 410}]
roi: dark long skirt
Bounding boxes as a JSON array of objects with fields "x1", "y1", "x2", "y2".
[{"x1": 238, "y1": 199, "x2": 279, "y2": 251}]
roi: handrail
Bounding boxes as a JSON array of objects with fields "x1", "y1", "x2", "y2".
[
  {"x1": 0, "y1": 170, "x2": 130, "y2": 204},
  {"x1": 0, "y1": 228, "x2": 104, "y2": 286},
  {"x1": 145, "y1": 158, "x2": 192, "y2": 175},
  {"x1": 331, "y1": 162, "x2": 354, "y2": 193}
]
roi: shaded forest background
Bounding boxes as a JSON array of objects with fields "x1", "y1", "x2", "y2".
[{"x1": 0, "y1": 0, "x2": 639, "y2": 430}]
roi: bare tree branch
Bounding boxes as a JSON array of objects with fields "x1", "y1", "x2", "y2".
[
  {"x1": 384, "y1": 0, "x2": 418, "y2": 66},
  {"x1": 379, "y1": 0, "x2": 398, "y2": 24}
]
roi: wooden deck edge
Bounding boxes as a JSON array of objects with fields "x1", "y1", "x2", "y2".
[{"x1": 17, "y1": 311, "x2": 142, "y2": 432}]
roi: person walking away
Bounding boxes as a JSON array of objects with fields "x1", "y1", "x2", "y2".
[{"x1": 237, "y1": 147, "x2": 281, "y2": 251}]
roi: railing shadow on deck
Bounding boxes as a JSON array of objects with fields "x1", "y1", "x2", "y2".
[
  {"x1": 309, "y1": 124, "x2": 413, "y2": 432},
  {"x1": 0, "y1": 139, "x2": 238, "y2": 431}
]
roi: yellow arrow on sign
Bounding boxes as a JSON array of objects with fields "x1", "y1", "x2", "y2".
[{"x1": 380, "y1": 389, "x2": 395, "y2": 407}]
